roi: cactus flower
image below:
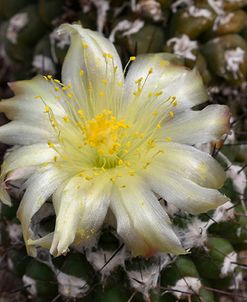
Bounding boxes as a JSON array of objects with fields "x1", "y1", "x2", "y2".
[{"x1": 0, "y1": 24, "x2": 230, "y2": 257}]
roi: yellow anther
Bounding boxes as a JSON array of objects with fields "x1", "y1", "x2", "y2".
[
  {"x1": 148, "y1": 92, "x2": 153, "y2": 98},
  {"x1": 82, "y1": 42, "x2": 89, "y2": 49},
  {"x1": 55, "y1": 96, "x2": 60, "y2": 101},
  {"x1": 99, "y1": 91, "x2": 105, "y2": 97},
  {"x1": 63, "y1": 116, "x2": 69, "y2": 122},
  {"x1": 135, "y1": 77, "x2": 143, "y2": 84},
  {"x1": 35, "y1": 95, "x2": 41, "y2": 99},
  {"x1": 47, "y1": 141, "x2": 54, "y2": 148},
  {"x1": 45, "y1": 105, "x2": 50, "y2": 113},
  {"x1": 129, "y1": 170, "x2": 135, "y2": 176},
  {"x1": 110, "y1": 177, "x2": 116, "y2": 182},
  {"x1": 53, "y1": 156, "x2": 58, "y2": 162},
  {"x1": 51, "y1": 121, "x2": 57, "y2": 128},
  {"x1": 118, "y1": 159, "x2": 124, "y2": 165},
  {"x1": 80, "y1": 69, "x2": 84, "y2": 76},
  {"x1": 165, "y1": 137, "x2": 172, "y2": 142},
  {"x1": 130, "y1": 56, "x2": 136, "y2": 61},
  {"x1": 155, "y1": 91, "x2": 163, "y2": 96},
  {"x1": 117, "y1": 82, "x2": 123, "y2": 87},
  {"x1": 125, "y1": 161, "x2": 131, "y2": 167},
  {"x1": 47, "y1": 75, "x2": 52, "y2": 80},
  {"x1": 54, "y1": 87, "x2": 59, "y2": 91},
  {"x1": 143, "y1": 162, "x2": 151, "y2": 169},
  {"x1": 54, "y1": 79, "x2": 60, "y2": 84},
  {"x1": 85, "y1": 175, "x2": 93, "y2": 181},
  {"x1": 169, "y1": 111, "x2": 174, "y2": 118},
  {"x1": 107, "y1": 53, "x2": 113, "y2": 59},
  {"x1": 77, "y1": 109, "x2": 84, "y2": 118},
  {"x1": 67, "y1": 83, "x2": 72, "y2": 88},
  {"x1": 67, "y1": 93, "x2": 73, "y2": 98},
  {"x1": 43, "y1": 76, "x2": 48, "y2": 80},
  {"x1": 157, "y1": 123, "x2": 161, "y2": 129},
  {"x1": 152, "y1": 111, "x2": 158, "y2": 116},
  {"x1": 84, "y1": 110, "x2": 129, "y2": 155},
  {"x1": 102, "y1": 79, "x2": 108, "y2": 85},
  {"x1": 173, "y1": 101, "x2": 177, "y2": 107},
  {"x1": 148, "y1": 139, "x2": 155, "y2": 148},
  {"x1": 148, "y1": 68, "x2": 153, "y2": 74}
]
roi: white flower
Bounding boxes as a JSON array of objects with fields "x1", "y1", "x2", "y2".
[{"x1": 0, "y1": 24, "x2": 230, "y2": 257}]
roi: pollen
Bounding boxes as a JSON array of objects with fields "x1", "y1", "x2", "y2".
[
  {"x1": 47, "y1": 141, "x2": 54, "y2": 148},
  {"x1": 45, "y1": 105, "x2": 50, "y2": 113},
  {"x1": 63, "y1": 116, "x2": 69, "y2": 122},
  {"x1": 129, "y1": 56, "x2": 136, "y2": 61},
  {"x1": 84, "y1": 110, "x2": 129, "y2": 157},
  {"x1": 77, "y1": 109, "x2": 84, "y2": 118},
  {"x1": 169, "y1": 111, "x2": 174, "y2": 118}
]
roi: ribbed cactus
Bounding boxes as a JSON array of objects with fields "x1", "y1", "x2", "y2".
[{"x1": 0, "y1": 1, "x2": 247, "y2": 301}]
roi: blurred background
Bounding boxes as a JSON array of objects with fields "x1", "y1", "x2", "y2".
[{"x1": 0, "y1": 0, "x2": 247, "y2": 301}]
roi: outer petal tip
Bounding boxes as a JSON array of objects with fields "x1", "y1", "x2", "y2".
[
  {"x1": 0, "y1": 182, "x2": 12, "y2": 206},
  {"x1": 223, "y1": 105, "x2": 231, "y2": 135}
]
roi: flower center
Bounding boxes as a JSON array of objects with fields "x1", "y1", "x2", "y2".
[{"x1": 84, "y1": 110, "x2": 129, "y2": 156}]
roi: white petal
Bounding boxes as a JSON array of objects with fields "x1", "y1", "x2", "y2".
[
  {"x1": 60, "y1": 24, "x2": 124, "y2": 116},
  {"x1": 110, "y1": 177, "x2": 185, "y2": 256},
  {"x1": 0, "y1": 121, "x2": 51, "y2": 145},
  {"x1": 146, "y1": 170, "x2": 229, "y2": 214},
  {"x1": 28, "y1": 232, "x2": 54, "y2": 249},
  {"x1": 110, "y1": 190, "x2": 151, "y2": 256},
  {"x1": 0, "y1": 182, "x2": 11, "y2": 206},
  {"x1": 17, "y1": 168, "x2": 68, "y2": 256},
  {"x1": 50, "y1": 176, "x2": 111, "y2": 256},
  {"x1": 124, "y1": 53, "x2": 207, "y2": 111},
  {"x1": 158, "y1": 105, "x2": 230, "y2": 144},
  {"x1": 2, "y1": 144, "x2": 57, "y2": 176},
  {"x1": 153, "y1": 142, "x2": 226, "y2": 189},
  {"x1": 0, "y1": 76, "x2": 65, "y2": 126}
]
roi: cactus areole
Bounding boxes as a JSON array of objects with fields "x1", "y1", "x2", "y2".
[{"x1": 0, "y1": 24, "x2": 230, "y2": 257}]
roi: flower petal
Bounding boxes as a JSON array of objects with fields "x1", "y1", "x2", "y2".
[
  {"x1": 0, "y1": 121, "x2": 51, "y2": 145},
  {"x1": 0, "y1": 76, "x2": 65, "y2": 126},
  {"x1": 153, "y1": 142, "x2": 226, "y2": 189},
  {"x1": 2, "y1": 144, "x2": 57, "y2": 177},
  {"x1": 124, "y1": 53, "x2": 207, "y2": 112},
  {"x1": 28, "y1": 232, "x2": 54, "y2": 249},
  {"x1": 17, "y1": 168, "x2": 68, "y2": 256},
  {"x1": 59, "y1": 24, "x2": 124, "y2": 115},
  {"x1": 110, "y1": 177, "x2": 185, "y2": 256},
  {"x1": 50, "y1": 176, "x2": 111, "y2": 256},
  {"x1": 0, "y1": 182, "x2": 12, "y2": 206},
  {"x1": 158, "y1": 105, "x2": 230, "y2": 144},
  {"x1": 146, "y1": 170, "x2": 229, "y2": 214}
]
